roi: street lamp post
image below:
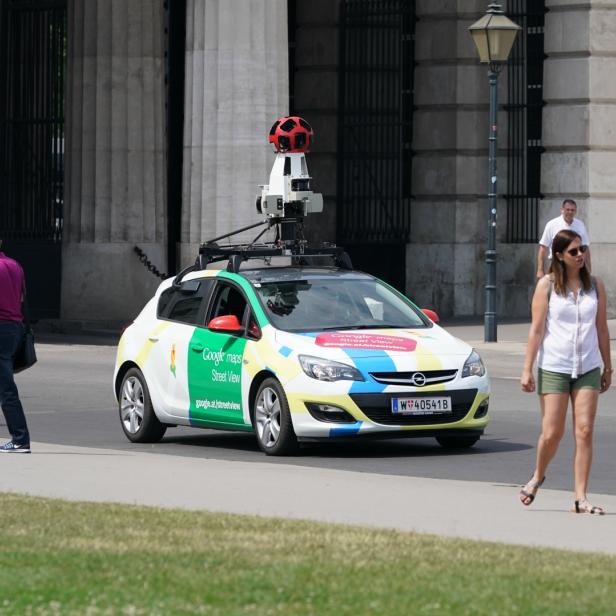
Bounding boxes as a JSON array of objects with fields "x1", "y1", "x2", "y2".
[{"x1": 469, "y1": 3, "x2": 520, "y2": 342}]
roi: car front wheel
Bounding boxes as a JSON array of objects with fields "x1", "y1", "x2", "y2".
[
  {"x1": 119, "y1": 367, "x2": 167, "y2": 443},
  {"x1": 254, "y1": 378, "x2": 298, "y2": 456},
  {"x1": 435, "y1": 434, "x2": 479, "y2": 449}
]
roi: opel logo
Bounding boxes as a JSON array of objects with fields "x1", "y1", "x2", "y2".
[{"x1": 410, "y1": 372, "x2": 426, "y2": 387}]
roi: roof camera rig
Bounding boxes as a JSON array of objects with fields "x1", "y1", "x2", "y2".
[{"x1": 173, "y1": 116, "x2": 352, "y2": 287}]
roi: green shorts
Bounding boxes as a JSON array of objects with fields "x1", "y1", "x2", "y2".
[{"x1": 537, "y1": 367, "x2": 601, "y2": 395}]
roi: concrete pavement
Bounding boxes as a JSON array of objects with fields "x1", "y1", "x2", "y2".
[
  {"x1": 2, "y1": 319, "x2": 616, "y2": 555},
  {"x1": 2, "y1": 440, "x2": 616, "y2": 554}
]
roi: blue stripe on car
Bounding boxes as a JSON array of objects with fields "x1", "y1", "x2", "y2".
[
  {"x1": 345, "y1": 349, "x2": 396, "y2": 394},
  {"x1": 329, "y1": 422, "x2": 363, "y2": 437}
]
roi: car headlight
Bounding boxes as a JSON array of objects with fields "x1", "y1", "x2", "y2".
[
  {"x1": 298, "y1": 355, "x2": 365, "y2": 382},
  {"x1": 462, "y1": 350, "x2": 485, "y2": 378}
]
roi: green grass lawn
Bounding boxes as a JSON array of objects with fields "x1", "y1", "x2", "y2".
[{"x1": 0, "y1": 493, "x2": 614, "y2": 615}]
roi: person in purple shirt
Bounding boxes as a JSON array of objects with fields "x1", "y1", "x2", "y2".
[{"x1": 0, "y1": 239, "x2": 31, "y2": 453}]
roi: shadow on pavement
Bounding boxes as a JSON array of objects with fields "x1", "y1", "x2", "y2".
[
  {"x1": 36, "y1": 332, "x2": 119, "y2": 346},
  {"x1": 158, "y1": 431, "x2": 532, "y2": 459}
]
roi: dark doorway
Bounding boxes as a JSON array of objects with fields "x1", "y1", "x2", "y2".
[
  {"x1": 163, "y1": 0, "x2": 186, "y2": 277},
  {"x1": 505, "y1": 0, "x2": 546, "y2": 244},
  {"x1": 345, "y1": 242, "x2": 406, "y2": 292},
  {"x1": 337, "y1": 0, "x2": 415, "y2": 293},
  {"x1": 0, "y1": 0, "x2": 66, "y2": 318}
]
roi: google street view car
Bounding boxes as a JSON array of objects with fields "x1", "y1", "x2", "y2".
[{"x1": 113, "y1": 117, "x2": 490, "y2": 455}]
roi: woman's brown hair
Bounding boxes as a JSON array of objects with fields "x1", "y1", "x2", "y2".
[{"x1": 548, "y1": 229, "x2": 591, "y2": 296}]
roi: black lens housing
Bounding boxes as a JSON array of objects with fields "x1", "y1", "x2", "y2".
[
  {"x1": 473, "y1": 398, "x2": 489, "y2": 419},
  {"x1": 305, "y1": 402, "x2": 356, "y2": 423},
  {"x1": 291, "y1": 178, "x2": 310, "y2": 191}
]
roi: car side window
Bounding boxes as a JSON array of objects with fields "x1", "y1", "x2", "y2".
[
  {"x1": 245, "y1": 307, "x2": 261, "y2": 340},
  {"x1": 157, "y1": 288, "x2": 175, "y2": 317},
  {"x1": 167, "y1": 296, "x2": 202, "y2": 324},
  {"x1": 208, "y1": 282, "x2": 261, "y2": 339},
  {"x1": 157, "y1": 279, "x2": 213, "y2": 325},
  {"x1": 210, "y1": 283, "x2": 248, "y2": 323}
]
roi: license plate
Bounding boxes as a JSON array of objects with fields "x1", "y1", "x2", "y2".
[{"x1": 391, "y1": 396, "x2": 452, "y2": 415}]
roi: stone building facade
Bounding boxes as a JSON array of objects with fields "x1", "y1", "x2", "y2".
[
  {"x1": 541, "y1": 0, "x2": 616, "y2": 313},
  {"x1": 1, "y1": 0, "x2": 614, "y2": 323},
  {"x1": 61, "y1": 0, "x2": 288, "y2": 321},
  {"x1": 291, "y1": 0, "x2": 616, "y2": 319}
]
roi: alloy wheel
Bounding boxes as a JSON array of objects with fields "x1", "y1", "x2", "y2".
[
  {"x1": 121, "y1": 376, "x2": 145, "y2": 434},
  {"x1": 255, "y1": 386, "x2": 281, "y2": 448}
]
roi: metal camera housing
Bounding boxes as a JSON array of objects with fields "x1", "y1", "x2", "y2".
[{"x1": 256, "y1": 152, "x2": 323, "y2": 221}]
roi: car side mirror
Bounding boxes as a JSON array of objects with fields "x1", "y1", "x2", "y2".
[
  {"x1": 422, "y1": 308, "x2": 440, "y2": 323},
  {"x1": 208, "y1": 315, "x2": 243, "y2": 333}
]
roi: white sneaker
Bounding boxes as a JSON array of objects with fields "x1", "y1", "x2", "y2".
[{"x1": 0, "y1": 441, "x2": 31, "y2": 453}]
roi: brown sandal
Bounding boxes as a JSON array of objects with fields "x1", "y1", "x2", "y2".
[
  {"x1": 574, "y1": 498, "x2": 606, "y2": 515},
  {"x1": 519, "y1": 476, "x2": 545, "y2": 506}
]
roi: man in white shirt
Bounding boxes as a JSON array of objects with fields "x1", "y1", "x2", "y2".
[{"x1": 536, "y1": 199, "x2": 591, "y2": 279}]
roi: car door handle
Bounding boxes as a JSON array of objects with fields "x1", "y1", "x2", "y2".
[
  {"x1": 148, "y1": 336, "x2": 159, "y2": 342},
  {"x1": 191, "y1": 343, "x2": 204, "y2": 352}
]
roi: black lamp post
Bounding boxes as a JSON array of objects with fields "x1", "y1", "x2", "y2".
[{"x1": 469, "y1": 3, "x2": 520, "y2": 342}]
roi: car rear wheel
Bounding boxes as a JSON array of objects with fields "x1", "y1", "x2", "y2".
[
  {"x1": 435, "y1": 434, "x2": 480, "y2": 449},
  {"x1": 119, "y1": 368, "x2": 167, "y2": 443},
  {"x1": 254, "y1": 378, "x2": 298, "y2": 456}
]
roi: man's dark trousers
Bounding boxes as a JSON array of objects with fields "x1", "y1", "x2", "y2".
[{"x1": 0, "y1": 321, "x2": 29, "y2": 446}]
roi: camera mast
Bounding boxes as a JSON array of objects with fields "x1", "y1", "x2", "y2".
[{"x1": 173, "y1": 116, "x2": 352, "y2": 286}]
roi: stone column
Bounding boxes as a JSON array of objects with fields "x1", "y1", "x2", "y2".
[
  {"x1": 180, "y1": 0, "x2": 289, "y2": 263},
  {"x1": 542, "y1": 0, "x2": 616, "y2": 313},
  {"x1": 63, "y1": 0, "x2": 166, "y2": 322},
  {"x1": 409, "y1": 1, "x2": 489, "y2": 317}
]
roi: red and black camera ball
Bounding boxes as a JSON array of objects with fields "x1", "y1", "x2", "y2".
[{"x1": 268, "y1": 116, "x2": 314, "y2": 153}]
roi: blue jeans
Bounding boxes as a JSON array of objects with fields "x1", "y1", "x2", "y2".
[{"x1": 0, "y1": 321, "x2": 30, "y2": 446}]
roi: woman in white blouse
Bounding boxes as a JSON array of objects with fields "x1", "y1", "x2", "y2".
[{"x1": 519, "y1": 229, "x2": 612, "y2": 514}]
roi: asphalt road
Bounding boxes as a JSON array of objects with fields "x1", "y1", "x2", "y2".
[{"x1": 6, "y1": 331, "x2": 616, "y2": 496}]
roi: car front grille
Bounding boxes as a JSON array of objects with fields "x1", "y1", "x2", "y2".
[
  {"x1": 350, "y1": 389, "x2": 478, "y2": 426},
  {"x1": 369, "y1": 369, "x2": 458, "y2": 386}
]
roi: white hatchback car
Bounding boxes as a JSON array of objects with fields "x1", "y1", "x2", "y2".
[{"x1": 113, "y1": 266, "x2": 490, "y2": 455}]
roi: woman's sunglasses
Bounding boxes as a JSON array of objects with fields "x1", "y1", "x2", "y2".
[{"x1": 566, "y1": 245, "x2": 588, "y2": 257}]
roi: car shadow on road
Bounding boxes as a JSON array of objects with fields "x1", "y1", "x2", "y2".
[
  {"x1": 160, "y1": 432, "x2": 260, "y2": 453},
  {"x1": 296, "y1": 437, "x2": 531, "y2": 459},
  {"x1": 159, "y1": 431, "x2": 532, "y2": 459}
]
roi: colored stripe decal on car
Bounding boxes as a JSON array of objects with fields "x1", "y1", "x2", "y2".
[
  {"x1": 329, "y1": 422, "x2": 363, "y2": 437},
  {"x1": 346, "y1": 348, "x2": 396, "y2": 394},
  {"x1": 136, "y1": 321, "x2": 172, "y2": 368},
  {"x1": 187, "y1": 328, "x2": 248, "y2": 427}
]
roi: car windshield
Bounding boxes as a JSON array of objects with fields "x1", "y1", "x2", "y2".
[{"x1": 253, "y1": 277, "x2": 428, "y2": 332}]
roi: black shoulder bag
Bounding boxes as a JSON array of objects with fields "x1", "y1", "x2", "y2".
[{"x1": 13, "y1": 286, "x2": 37, "y2": 373}]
